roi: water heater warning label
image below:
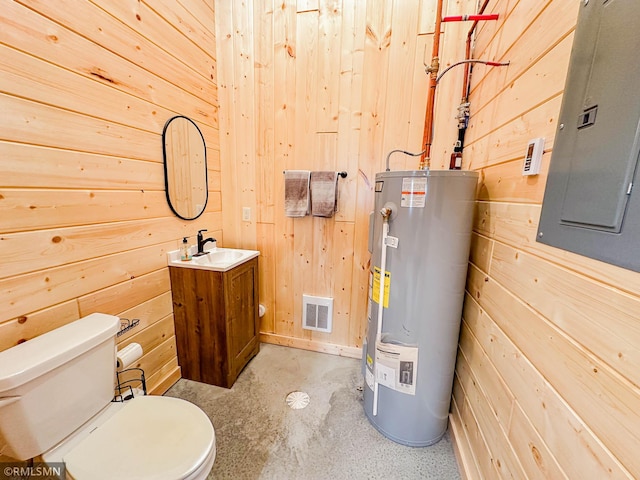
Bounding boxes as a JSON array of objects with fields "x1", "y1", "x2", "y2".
[
  {"x1": 400, "y1": 177, "x2": 427, "y2": 207},
  {"x1": 375, "y1": 341, "x2": 418, "y2": 395},
  {"x1": 372, "y1": 267, "x2": 390, "y2": 308}
]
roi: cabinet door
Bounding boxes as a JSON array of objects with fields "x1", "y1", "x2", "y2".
[
  {"x1": 169, "y1": 266, "x2": 227, "y2": 386},
  {"x1": 224, "y1": 258, "x2": 259, "y2": 379}
]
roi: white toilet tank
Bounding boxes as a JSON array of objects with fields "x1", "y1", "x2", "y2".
[{"x1": 0, "y1": 313, "x2": 120, "y2": 460}]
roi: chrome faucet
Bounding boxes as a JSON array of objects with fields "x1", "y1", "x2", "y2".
[{"x1": 195, "y1": 229, "x2": 216, "y2": 256}]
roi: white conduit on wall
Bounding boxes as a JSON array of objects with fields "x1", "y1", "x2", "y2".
[{"x1": 372, "y1": 208, "x2": 391, "y2": 416}]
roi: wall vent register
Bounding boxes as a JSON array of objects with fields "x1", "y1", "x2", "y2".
[
  {"x1": 538, "y1": 0, "x2": 640, "y2": 272},
  {"x1": 302, "y1": 295, "x2": 333, "y2": 333}
]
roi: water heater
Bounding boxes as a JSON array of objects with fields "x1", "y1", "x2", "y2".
[{"x1": 362, "y1": 169, "x2": 478, "y2": 446}]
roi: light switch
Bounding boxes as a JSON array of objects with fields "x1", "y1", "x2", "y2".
[{"x1": 242, "y1": 207, "x2": 251, "y2": 221}]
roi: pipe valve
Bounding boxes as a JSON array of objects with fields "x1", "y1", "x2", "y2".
[
  {"x1": 380, "y1": 202, "x2": 396, "y2": 220},
  {"x1": 380, "y1": 207, "x2": 392, "y2": 219},
  {"x1": 425, "y1": 56, "x2": 440, "y2": 78}
]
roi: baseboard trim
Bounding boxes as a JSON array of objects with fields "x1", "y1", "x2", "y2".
[
  {"x1": 449, "y1": 411, "x2": 473, "y2": 480},
  {"x1": 260, "y1": 332, "x2": 362, "y2": 359},
  {"x1": 151, "y1": 366, "x2": 181, "y2": 395}
]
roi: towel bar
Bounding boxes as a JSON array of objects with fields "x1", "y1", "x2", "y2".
[{"x1": 283, "y1": 170, "x2": 347, "y2": 178}]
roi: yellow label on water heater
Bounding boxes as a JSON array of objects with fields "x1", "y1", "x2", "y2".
[{"x1": 372, "y1": 267, "x2": 390, "y2": 308}]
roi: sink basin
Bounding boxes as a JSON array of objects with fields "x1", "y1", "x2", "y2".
[
  {"x1": 193, "y1": 249, "x2": 244, "y2": 265},
  {"x1": 167, "y1": 247, "x2": 260, "y2": 272}
]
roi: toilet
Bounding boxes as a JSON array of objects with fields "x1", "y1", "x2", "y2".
[{"x1": 0, "y1": 313, "x2": 216, "y2": 479}]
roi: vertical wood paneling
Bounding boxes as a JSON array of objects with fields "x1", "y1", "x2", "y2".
[
  {"x1": 407, "y1": 33, "x2": 432, "y2": 153},
  {"x1": 271, "y1": 0, "x2": 297, "y2": 339},
  {"x1": 418, "y1": 0, "x2": 445, "y2": 35},
  {"x1": 255, "y1": 0, "x2": 276, "y2": 224},
  {"x1": 217, "y1": 0, "x2": 258, "y2": 249},
  {"x1": 216, "y1": 0, "x2": 467, "y2": 356},
  {"x1": 295, "y1": 9, "x2": 320, "y2": 168},
  {"x1": 333, "y1": 0, "x2": 364, "y2": 223},
  {"x1": 382, "y1": 0, "x2": 420, "y2": 171},
  {"x1": 316, "y1": 1, "x2": 341, "y2": 132},
  {"x1": 233, "y1": 0, "x2": 258, "y2": 250},
  {"x1": 215, "y1": 0, "x2": 238, "y2": 250},
  {"x1": 292, "y1": 216, "x2": 314, "y2": 341},
  {"x1": 0, "y1": 0, "x2": 220, "y2": 396},
  {"x1": 347, "y1": 0, "x2": 393, "y2": 352},
  {"x1": 343, "y1": 0, "x2": 368, "y2": 348},
  {"x1": 330, "y1": 222, "x2": 355, "y2": 344},
  {"x1": 429, "y1": 0, "x2": 468, "y2": 170},
  {"x1": 256, "y1": 222, "x2": 276, "y2": 333}
]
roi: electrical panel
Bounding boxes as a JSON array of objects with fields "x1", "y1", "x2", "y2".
[{"x1": 537, "y1": 0, "x2": 640, "y2": 272}]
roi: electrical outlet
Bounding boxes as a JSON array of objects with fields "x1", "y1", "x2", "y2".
[{"x1": 242, "y1": 207, "x2": 251, "y2": 221}]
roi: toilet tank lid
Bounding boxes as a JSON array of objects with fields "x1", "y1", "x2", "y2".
[{"x1": 0, "y1": 313, "x2": 119, "y2": 393}]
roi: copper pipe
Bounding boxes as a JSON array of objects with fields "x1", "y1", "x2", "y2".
[
  {"x1": 462, "y1": 0, "x2": 491, "y2": 101},
  {"x1": 442, "y1": 14, "x2": 498, "y2": 22},
  {"x1": 419, "y1": 0, "x2": 444, "y2": 170}
]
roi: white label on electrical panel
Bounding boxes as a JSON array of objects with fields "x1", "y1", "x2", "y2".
[
  {"x1": 385, "y1": 236, "x2": 399, "y2": 248},
  {"x1": 400, "y1": 177, "x2": 427, "y2": 208}
]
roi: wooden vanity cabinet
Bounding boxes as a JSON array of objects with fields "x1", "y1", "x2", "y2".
[{"x1": 169, "y1": 257, "x2": 259, "y2": 388}]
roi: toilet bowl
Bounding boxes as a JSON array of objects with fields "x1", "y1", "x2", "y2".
[
  {"x1": 0, "y1": 313, "x2": 216, "y2": 479},
  {"x1": 43, "y1": 396, "x2": 216, "y2": 480}
]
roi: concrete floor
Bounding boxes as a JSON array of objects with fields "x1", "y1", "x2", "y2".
[{"x1": 165, "y1": 343, "x2": 461, "y2": 480}]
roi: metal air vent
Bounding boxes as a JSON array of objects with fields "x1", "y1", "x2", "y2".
[{"x1": 302, "y1": 295, "x2": 333, "y2": 333}]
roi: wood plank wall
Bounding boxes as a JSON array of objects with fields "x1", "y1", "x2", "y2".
[
  {"x1": 215, "y1": 0, "x2": 472, "y2": 357},
  {"x1": 0, "y1": 0, "x2": 220, "y2": 395},
  {"x1": 4, "y1": 0, "x2": 636, "y2": 475},
  {"x1": 450, "y1": 1, "x2": 640, "y2": 478}
]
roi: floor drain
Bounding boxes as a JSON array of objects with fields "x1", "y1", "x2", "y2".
[{"x1": 285, "y1": 391, "x2": 310, "y2": 409}]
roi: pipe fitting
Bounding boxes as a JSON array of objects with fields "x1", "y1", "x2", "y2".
[
  {"x1": 425, "y1": 57, "x2": 440, "y2": 77},
  {"x1": 380, "y1": 202, "x2": 397, "y2": 221}
]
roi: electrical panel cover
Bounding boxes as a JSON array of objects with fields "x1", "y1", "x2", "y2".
[{"x1": 537, "y1": 0, "x2": 640, "y2": 272}]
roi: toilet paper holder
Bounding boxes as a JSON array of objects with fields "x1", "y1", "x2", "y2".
[
  {"x1": 117, "y1": 318, "x2": 140, "y2": 337},
  {"x1": 113, "y1": 367, "x2": 147, "y2": 402}
]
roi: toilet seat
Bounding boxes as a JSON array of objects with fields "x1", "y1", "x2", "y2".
[{"x1": 63, "y1": 396, "x2": 215, "y2": 480}]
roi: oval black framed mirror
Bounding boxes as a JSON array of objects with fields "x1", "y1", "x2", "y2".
[{"x1": 162, "y1": 115, "x2": 208, "y2": 220}]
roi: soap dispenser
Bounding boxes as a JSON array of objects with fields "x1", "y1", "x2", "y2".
[{"x1": 180, "y1": 237, "x2": 192, "y2": 261}]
